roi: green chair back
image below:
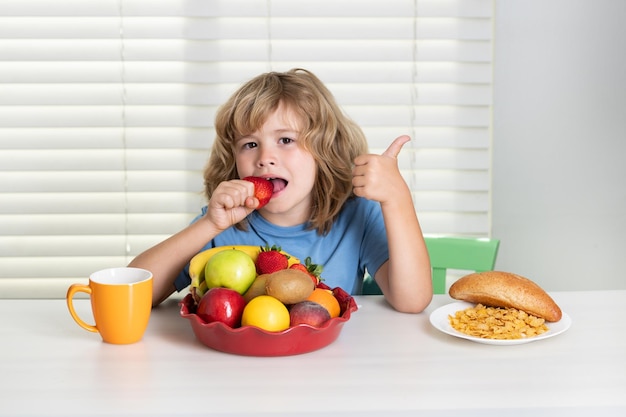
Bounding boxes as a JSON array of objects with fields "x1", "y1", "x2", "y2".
[{"x1": 361, "y1": 236, "x2": 500, "y2": 295}]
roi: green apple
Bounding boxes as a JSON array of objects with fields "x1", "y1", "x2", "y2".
[{"x1": 204, "y1": 249, "x2": 257, "y2": 294}]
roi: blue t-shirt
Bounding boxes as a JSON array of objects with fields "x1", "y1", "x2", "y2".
[{"x1": 174, "y1": 197, "x2": 389, "y2": 295}]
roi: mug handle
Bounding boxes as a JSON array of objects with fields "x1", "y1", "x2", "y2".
[{"x1": 66, "y1": 284, "x2": 98, "y2": 333}]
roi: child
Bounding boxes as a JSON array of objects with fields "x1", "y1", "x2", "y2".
[{"x1": 129, "y1": 68, "x2": 432, "y2": 313}]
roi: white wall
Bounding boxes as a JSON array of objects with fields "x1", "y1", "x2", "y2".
[{"x1": 492, "y1": 0, "x2": 626, "y2": 290}]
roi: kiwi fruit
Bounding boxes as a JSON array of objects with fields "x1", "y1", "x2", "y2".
[{"x1": 265, "y1": 269, "x2": 315, "y2": 305}]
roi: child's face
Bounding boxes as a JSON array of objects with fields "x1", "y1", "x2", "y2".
[{"x1": 234, "y1": 102, "x2": 317, "y2": 226}]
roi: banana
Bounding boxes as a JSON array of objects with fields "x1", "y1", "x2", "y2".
[
  {"x1": 188, "y1": 245, "x2": 300, "y2": 293},
  {"x1": 196, "y1": 280, "x2": 208, "y2": 298}
]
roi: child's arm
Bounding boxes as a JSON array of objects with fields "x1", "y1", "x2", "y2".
[
  {"x1": 128, "y1": 180, "x2": 260, "y2": 306},
  {"x1": 352, "y1": 135, "x2": 433, "y2": 313}
]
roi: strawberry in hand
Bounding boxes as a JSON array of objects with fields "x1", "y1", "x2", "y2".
[
  {"x1": 290, "y1": 257, "x2": 323, "y2": 286},
  {"x1": 256, "y1": 244, "x2": 289, "y2": 275},
  {"x1": 243, "y1": 176, "x2": 273, "y2": 209}
]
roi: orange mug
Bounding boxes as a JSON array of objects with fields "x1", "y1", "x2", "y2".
[{"x1": 66, "y1": 267, "x2": 153, "y2": 344}]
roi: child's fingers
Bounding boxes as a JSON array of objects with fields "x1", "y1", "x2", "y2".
[{"x1": 381, "y1": 135, "x2": 410, "y2": 159}]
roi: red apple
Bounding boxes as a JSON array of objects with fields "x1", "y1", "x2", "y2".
[{"x1": 196, "y1": 287, "x2": 247, "y2": 328}]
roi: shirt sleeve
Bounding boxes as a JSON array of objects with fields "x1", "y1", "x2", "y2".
[{"x1": 173, "y1": 263, "x2": 192, "y2": 292}]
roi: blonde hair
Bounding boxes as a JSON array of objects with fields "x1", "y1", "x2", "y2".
[{"x1": 203, "y1": 68, "x2": 368, "y2": 234}]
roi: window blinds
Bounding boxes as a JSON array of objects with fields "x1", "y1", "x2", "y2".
[{"x1": 0, "y1": 0, "x2": 494, "y2": 298}]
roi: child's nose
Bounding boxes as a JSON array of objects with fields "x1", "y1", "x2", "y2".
[{"x1": 257, "y1": 147, "x2": 276, "y2": 167}]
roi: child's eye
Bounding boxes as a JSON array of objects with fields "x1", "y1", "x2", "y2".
[
  {"x1": 242, "y1": 141, "x2": 257, "y2": 149},
  {"x1": 279, "y1": 137, "x2": 294, "y2": 145}
]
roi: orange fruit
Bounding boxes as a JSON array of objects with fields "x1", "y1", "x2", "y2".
[
  {"x1": 241, "y1": 295, "x2": 290, "y2": 332},
  {"x1": 306, "y1": 288, "x2": 341, "y2": 318}
]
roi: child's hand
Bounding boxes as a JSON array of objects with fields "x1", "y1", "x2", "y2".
[
  {"x1": 352, "y1": 135, "x2": 410, "y2": 204},
  {"x1": 203, "y1": 180, "x2": 258, "y2": 231}
]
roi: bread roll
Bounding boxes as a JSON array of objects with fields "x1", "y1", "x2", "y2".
[{"x1": 449, "y1": 271, "x2": 562, "y2": 322}]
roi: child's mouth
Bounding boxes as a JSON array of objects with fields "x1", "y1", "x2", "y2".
[{"x1": 268, "y1": 178, "x2": 288, "y2": 193}]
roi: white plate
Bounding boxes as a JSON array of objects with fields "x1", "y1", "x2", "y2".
[{"x1": 429, "y1": 301, "x2": 572, "y2": 345}]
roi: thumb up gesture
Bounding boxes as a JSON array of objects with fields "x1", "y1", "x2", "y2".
[{"x1": 352, "y1": 135, "x2": 411, "y2": 204}]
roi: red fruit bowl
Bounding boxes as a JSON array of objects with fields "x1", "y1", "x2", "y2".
[{"x1": 179, "y1": 284, "x2": 358, "y2": 356}]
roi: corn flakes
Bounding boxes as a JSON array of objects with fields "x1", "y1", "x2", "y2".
[{"x1": 448, "y1": 304, "x2": 548, "y2": 340}]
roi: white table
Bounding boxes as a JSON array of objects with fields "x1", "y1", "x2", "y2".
[{"x1": 1, "y1": 291, "x2": 625, "y2": 417}]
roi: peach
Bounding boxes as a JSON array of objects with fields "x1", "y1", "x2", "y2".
[{"x1": 289, "y1": 301, "x2": 331, "y2": 327}]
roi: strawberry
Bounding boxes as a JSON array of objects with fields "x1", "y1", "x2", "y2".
[
  {"x1": 290, "y1": 256, "x2": 323, "y2": 286},
  {"x1": 243, "y1": 176, "x2": 273, "y2": 209},
  {"x1": 256, "y1": 244, "x2": 289, "y2": 275}
]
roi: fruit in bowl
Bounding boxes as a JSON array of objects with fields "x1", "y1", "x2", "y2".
[
  {"x1": 188, "y1": 245, "x2": 298, "y2": 304},
  {"x1": 241, "y1": 295, "x2": 290, "y2": 332},
  {"x1": 196, "y1": 287, "x2": 247, "y2": 328},
  {"x1": 180, "y1": 283, "x2": 357, "y2": 356},
  {"x1": 265, "y1": 269, "x2": 315, "y2": 305},
  {"x1": 204, "y1": 249, "x2": 257, "y2": 295},
  {"x1": 180, "y1": 245, "x2": 358, "y2": 356},
  {"x1": 289, "y1": 301, "x2": 331, "y2": 327}
]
